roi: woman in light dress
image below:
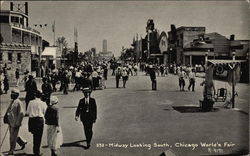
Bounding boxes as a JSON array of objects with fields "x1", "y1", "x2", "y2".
[{"x1": 45, "y1": 96, "x2": 63, "y2": 156}]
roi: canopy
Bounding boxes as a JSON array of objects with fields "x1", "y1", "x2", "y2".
[
  {"x1": 208, "y1": 59, "x2": 246, "y2": 65},
  {"x1": 41, "y1": 47, "x2": 57, "y2": 58}
]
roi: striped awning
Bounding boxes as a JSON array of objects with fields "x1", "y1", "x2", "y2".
[{"x1": 208, "y1": 59, "x2": 246, "y2": 65}]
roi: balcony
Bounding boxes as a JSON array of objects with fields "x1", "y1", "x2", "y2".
[{"x1": 11, "y1": 22, "x2": 41, "y2": 35}]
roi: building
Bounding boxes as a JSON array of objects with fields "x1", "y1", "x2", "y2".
[
  {"x1": 0, "y1": 2, "x2": 42, "y2": 82},
  {"x1": 96, "y1": 40, "x2": 113, "y2": 61},
  {"x1": 41, "y1": 46, "x2": 60, "y2": 70},
  {"x1": 168, "y1": 26, "x2": 206, "y2": 65},
  {"x1": 103, "y1": 40, "x2": 107, "y2": 53}
]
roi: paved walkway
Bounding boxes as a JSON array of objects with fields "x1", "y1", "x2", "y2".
[{"x1": 0, "y1": 71, "x2": 249, "y2": 156}]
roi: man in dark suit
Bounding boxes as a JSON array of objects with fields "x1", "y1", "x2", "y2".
[
  {"x1": 25, "y1": 75, "x2": 37, "y2": 111},
  {"x1": 149, "y1": 65, "x2": 157, "y2": 90},
  {"x1": 75, "y1": 88, "x2": 97, "y2": 149}
]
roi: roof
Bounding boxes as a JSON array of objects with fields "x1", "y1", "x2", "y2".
[
  {"x1": 208, "y1": 59, "x2": 246, "y2": 65},
  {"x1": 41, "y1": 47, "x2": 57, "y2": 58}
]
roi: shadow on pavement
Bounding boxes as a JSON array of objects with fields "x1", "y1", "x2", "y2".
[
  {"x1": 172, "y1": 106, "x2": 219, "y2": 113},
  {"x1": 61, "y1": 140, "x2": 86, "y2": 148}
]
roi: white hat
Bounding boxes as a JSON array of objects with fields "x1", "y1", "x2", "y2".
[
  {"x1": 81, "y1": 87, "x2": 92, "y2": 93},
  {"x1": 50, "y1": 96, "x2": 59, "y2": 105},
  {"x1": 11, "y1": 88, "x2": 20, "y2": 95}
]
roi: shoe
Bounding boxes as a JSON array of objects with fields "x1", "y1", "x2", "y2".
[
  {"x1": 21, "y1": 142, "x2": 27, "y2": 150},
  {"x1": 86, "y1": 144, "x2": 91, "y2": 149}
]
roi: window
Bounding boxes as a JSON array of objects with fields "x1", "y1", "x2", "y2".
[
  {"x1": 0, "y1": 52, "x2": 2, "y2": 62},
  {"x1": 8, "y1": 53, "x2": 12, "y2": 62},
  {"x1": 17, "y1": 53, "x2": 21, "y2": 63},
  {"x1": 0, "y1": 16, "x2": 9, "y2": 23}
]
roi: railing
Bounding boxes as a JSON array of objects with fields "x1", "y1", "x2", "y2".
[{"x1": 11, "y1": 23, "x2": 41, "y2": 35}]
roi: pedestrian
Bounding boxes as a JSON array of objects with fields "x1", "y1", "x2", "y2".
[
  {"x1": 23, "y1": 70, "x2": 29, "y2": 91},
  {"x1": 149, "y1": 65, "x2": 157, "y2": 90},
  {"x1": 27, "y1": 90, "x2": 47, "y2": 156},
  {"x1": 45, "y1": 96, "x2": 63, "y2": 156},
  {"x1": 178, "y1": 67, "x2": 186, "y2": 91},
  {"x1": 75, "y1": 88, "x2": 97, "y2": 149},
  {"x1": 25, "y1": 75, "x2": 37, "y2": 111},
  {"x1": 5, "y1": 88, "x2": 27, "y2": 155},
  {"x1": 122, "y1": 67, "x2": 128, "y2": 88},
  {"x1": 15, "y1": 68, "x2": 20, "y2": 87},
  {"x1": 92, "y1": 69, "x2": 99, "y2": 90},
  {"x1": 133, "y1": 64, "x2": 138, "y2": 76},
  {"x1": 188, "y1": 69, "x2": 196, "y2": 92},
  {"x1": 51, "y1": 71, "x2": 58, "y2": 92},
  {"x1": 41, "y1": 77, "x2": 53, "y2": 105},
  {"x1": 0, "y1": 70, "x2": 4, "y2": 95},
  {"x1": 115, "y1": 67, "x2": 122, "y2": 88},
  {"x1": 3, "y1": 73, "x2": 9, "y2": 94},
  {"x1": 73, "y1": 69, "x2": 81, "y2": 91}
]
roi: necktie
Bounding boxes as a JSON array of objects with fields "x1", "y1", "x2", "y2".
[{"x1": 86, "y1": 98, "x2": 89, "y2": 112}]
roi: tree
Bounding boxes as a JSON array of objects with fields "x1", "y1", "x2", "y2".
[{"x1": 56, "y1": 36, "x2": 68, "y2": 55}]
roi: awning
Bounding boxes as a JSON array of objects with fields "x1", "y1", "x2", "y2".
[
  {"x1": 42, "y1": 47, "x2": 57, "y2": 58},
  {"x1": 208, "y1": 59, "x2": 246, "y2": 65}
]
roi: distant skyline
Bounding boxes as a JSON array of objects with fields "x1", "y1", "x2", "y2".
[{"x1": 1, "y1": 1, "x2": 249, "y2": 56}]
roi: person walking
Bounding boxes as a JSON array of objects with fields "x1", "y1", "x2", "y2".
[
  {"x1": 75, "y1": 88, "x2": 97, "y2": 149},
  {"x1": 15, "y1": 68, "x2": 20, "y2": 87},
  {"x1": 188, "y1": 68, "x2": 196, "y2": 92},
  {"x1": 115, "y1": 67, "x2": 122, "y2": 88},
  {"x1": 122, "y1": 67, "x2": 128, "y2": 88},
  {"x1": 41, "y1": 77, "x2": 53, "y2": 105},
  {"x1": 25, "y1": 75, "x2": 37, "y2": 111},
  {"x1": 27, "y1": 90, "x2": 47, "y2": 156},
  {"x1": 45, "y1": 96, "x2": 63, "y2": 156},
  {"x1": 149, "y1": 65, "x2": 157, "y2": 90},
  {"x1": 5, "y1": 88, "x2": 27, "y2": 155},
  {"x1": 91, "y1": 69, "x2": 99, "y2": 90},
  {"x1": 178, "y1": 68, "x2": 186, "y2": 91},
  {"x1": 3, "y1": 73, "x2": 9, "y2": 94}
]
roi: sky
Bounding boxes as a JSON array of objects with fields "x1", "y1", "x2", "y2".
[{"x1": 1, "y1": 1, "x2": 249, "y2": 56}]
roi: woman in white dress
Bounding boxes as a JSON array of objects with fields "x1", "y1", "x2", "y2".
[{"x1": 45, "y1": 96, "x2": 63, "y2": 156}]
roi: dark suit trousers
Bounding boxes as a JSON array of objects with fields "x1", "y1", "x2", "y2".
[
  {"x1": 116, "y1": 77, "x2": 120, "y2": 88},
  {"x1": 29, "y1": 117, "x2": 44, "y2": 155},
  {"x1": 82, "y1": 122, "x2": 93, "y2": 145},
  {"x1": 152, "y1": 79, "x2": 157, "y2": 90}
]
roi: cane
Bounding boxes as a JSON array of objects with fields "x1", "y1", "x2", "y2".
[{"x1": 0, "y1": 127, "x2": 9, "y2": 148}]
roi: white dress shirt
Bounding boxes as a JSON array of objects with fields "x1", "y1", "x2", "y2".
[{"x1": 27, "y1": 98, "x2": 47, "y2": 118}]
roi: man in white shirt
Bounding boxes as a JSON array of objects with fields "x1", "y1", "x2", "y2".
[
  {"x1": 188, "y1": 68, "x2": 196, "y2": 91},
  {"x1": 27, "y1": 90, "x2": 47, "y2": 156}
]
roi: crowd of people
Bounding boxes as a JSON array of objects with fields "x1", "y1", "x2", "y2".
[{"x1": 2, "y1": 60, "x2": 211, "y2": 156}]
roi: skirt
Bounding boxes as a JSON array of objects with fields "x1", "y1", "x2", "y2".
[{"x1": 47, "y1": 125, "x2": 63, "y2": 150}]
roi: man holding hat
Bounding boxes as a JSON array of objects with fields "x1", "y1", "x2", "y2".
[
  {"x1": 75, "y1": 88, "x2": 97, "y2": 149},
  {"x1": 5, "y1": 88, "x2": 27, "y2": 155}
]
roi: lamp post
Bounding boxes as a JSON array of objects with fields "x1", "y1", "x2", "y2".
[
  {"x1": 231, "y1": 51, "x2": 236, "y2": 108},
  {"x1": 205, "y1": 51, "x2": 208, "y2": 70}
]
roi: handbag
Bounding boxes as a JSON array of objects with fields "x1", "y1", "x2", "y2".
[{"x1": 3, "y1": 112, "x2": 8, "y2": 124}]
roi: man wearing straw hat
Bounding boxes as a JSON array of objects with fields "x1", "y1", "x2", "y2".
[
  {"x1": 5, "y1": 88, "x2": 27, "y2": 155},
  {"x1": 75, "y1": 88, "x2": 97, "y2": 149}
]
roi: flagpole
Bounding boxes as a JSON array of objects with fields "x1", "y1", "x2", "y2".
[{"x1": 53, "y1": 20, "x2": 55, "y2": 46}]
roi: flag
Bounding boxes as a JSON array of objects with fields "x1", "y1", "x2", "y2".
[{"x1": 52, "y1": 20, "x2": 55, "y2": 32}]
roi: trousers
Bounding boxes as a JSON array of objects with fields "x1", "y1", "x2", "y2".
[
  {"x1": 28, "y1": 117, "x2": 44, "y2": 155},
  {"x1": 82, "y1": 122, "x2": 93, "y2": 145}
]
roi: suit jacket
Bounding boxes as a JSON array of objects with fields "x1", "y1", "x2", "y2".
[
  {"x1": 75, "y1": 97, "x2": 97, "y2": 123},
  {"x1": 6, "y1": 99, "x2": 24, "y2": 127}
]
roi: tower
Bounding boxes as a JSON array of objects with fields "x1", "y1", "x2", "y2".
[{"x1": 103, "y1": 40, "x2": 107, "y2": 53}]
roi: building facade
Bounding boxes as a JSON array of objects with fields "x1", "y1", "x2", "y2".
[{"x1": 0, "y1": 2, "x2": 42, "y2": 82}]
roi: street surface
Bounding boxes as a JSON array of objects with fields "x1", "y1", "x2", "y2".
[{"x1": 0, "y1": 71, "x2": 249, "y2": 156}]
